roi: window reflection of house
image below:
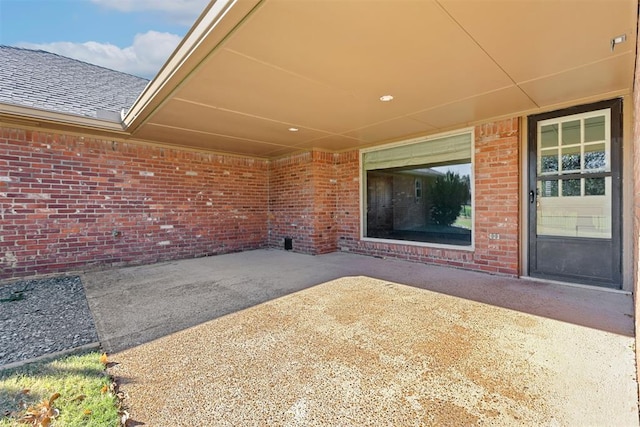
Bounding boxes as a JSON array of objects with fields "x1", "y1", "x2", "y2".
[
  {"x1": 366, "y1": 166, "x2": 472, "y2": 246},
  {"x1": 367, "y1": 169, "x2": 443, "y2": 238}
]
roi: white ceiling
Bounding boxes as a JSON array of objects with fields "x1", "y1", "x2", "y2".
[{"x1": 128, "y1": 0, "x2": 638, "y2": 158}]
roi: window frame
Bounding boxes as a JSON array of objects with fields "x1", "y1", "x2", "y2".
[{"x1": 359, "y1": 127, "x2": 475, "y2": 251}]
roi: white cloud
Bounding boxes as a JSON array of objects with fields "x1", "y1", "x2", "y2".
[
  {"x1": 18, "y1": 31, "x2": 182, "y2": 79},
  {"x1": 91, "y1": 0, "x2": 209, "y2": 25}
]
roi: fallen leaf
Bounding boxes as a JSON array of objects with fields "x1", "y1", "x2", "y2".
[
  {"x1": 83, "y1": 409, "x2": 92, "y2": 416},
  {"x1": 100, "y1": 353, "x2": 109, "y2": 365},
  {"x1": 71, "y1": 394, "x2": 86, "y2": 402},
  {"x1": 40, "y1": 398, "x2": 50, "y2": 410},
  {"x1": 101, "y1": 385, "x2": 109, "y2": 394}
]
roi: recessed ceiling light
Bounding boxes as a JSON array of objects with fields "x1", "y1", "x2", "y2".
[
  {"x1": 379, "y1": 95, "x2": 394, "y2": 102},
  {"x1": 288, "y1": 127, "x2": 299, "y2": 132}
]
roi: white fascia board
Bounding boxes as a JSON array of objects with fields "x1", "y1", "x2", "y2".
[{"x1": 122, "y1": 0, "x2": 242, "y2": 130}]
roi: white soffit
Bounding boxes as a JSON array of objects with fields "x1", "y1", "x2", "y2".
[{"x1": 129, "y1": 0, "x2": 637, "y2": 157}]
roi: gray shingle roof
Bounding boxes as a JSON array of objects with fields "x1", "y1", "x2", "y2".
[{"x1": 0, "y1": 45, "x2": 149, "y2": 122}]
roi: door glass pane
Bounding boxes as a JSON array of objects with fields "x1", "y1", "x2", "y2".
[
  {"x1": 584, "y1": 116, "x2": 605, "y2": 142},
  {"x1": 536, "y1": 110, "x2": 612, "y2": 239},
  {"x1": 585, "y1": 177, "x2": 605, "y2": 196},
  {"x1": 541, "y1": 150, "x2": 558, "y2": 173},
  {"x1": 561, "y1": 120, "x2": 581, "y2": 145},
  {"x1": 584, "y1": 143, "x2": 606, "y2": 171},
  {"x1": 541, "y1": 124, "x2": 558, "y2": 148},
  {"x1": 561, "y1": 146, "x2": 581, "y2": 172},
  {"x1": 537, "y1": 177, "x2": 611, "y2": 238},
  {"x1": 561, "y1": 179, "x2": 581, "y2": 196}
]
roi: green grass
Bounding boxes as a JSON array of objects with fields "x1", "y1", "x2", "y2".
[
  {"x1": 453, "y1": 204, "x2": 473, "y2": 229},
  {"x1": 453, "y1": 217, "x2": 472, "y2": 229},
  {"x1": 0, "y1": 351, "x2": 119, "y2": 426}
]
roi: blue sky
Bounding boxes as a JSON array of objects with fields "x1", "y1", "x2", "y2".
[{"x1": 0, "y1": 0, "x2": 209, "y2": 78}]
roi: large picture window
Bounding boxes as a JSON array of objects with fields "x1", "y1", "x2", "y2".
[{"x1": 362, "y1": 130, "x2": 473, "y2": 247}]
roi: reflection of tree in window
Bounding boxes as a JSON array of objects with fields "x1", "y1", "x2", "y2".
[
  {"x1": 362, "y1": 132, "x2": 473, "y2": 246},
  {"x1": 585, "y1": 178, "x2": 605, "y2": 196},
  {"x1": 541, "y1": 154, "x2": 558, "y2": 173},
  {"x1": 364, "y1": 166, "x2": 473, "y2": 246},
  {"x1": 430, "y1": 172, "x2": 470, "y2": 226},
  {"x1": 585, "y1": 150, "x2": 605, "y2": 170},
  {"x1": 562, "y1": 179, "x2": 581, "y2": 197},
  {"x1": 561, "y1": 149, "x2": 580, "y2": 171}
]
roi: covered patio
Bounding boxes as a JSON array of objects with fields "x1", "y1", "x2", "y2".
[
  {"x1": 82, "y1": 250, "x2": 637, "y2": 425},
  {"x1": 1, "y1": 0, "x2": 640, "y2": 424}
]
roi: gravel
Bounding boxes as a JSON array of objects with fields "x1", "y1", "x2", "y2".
[{"x1": 0, "y1": 276, "x2": 99, "y2": 366}]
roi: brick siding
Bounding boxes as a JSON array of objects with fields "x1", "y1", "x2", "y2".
[
  {"x1": 267, "y1": 151, "x2": 337, "y2": 254},
  {"x1": 335, "y1": 119, "x2": 520, "y2": 275},
  {"x1": 473, "y1": 119, "x2": 520, "y2": 274},
  {"x1": 1, "y1": 118, "x2": 521, "y2": 280},
  {"x1": 268, "y1": 152, "x2": 315, "y2": 253},
  {"x1": 310, "y1": 151, "x2": 338, "y2": 254},
  {"x1": 335, "y1": 151, "x2": 360, "y2": 250},
  {"x1": 0, "y1": 127, "x2": 268, "y2": 280}
]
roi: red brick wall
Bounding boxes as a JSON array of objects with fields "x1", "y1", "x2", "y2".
[
  {"x1": 335, "y1": 151, "x2": 360, "y2": 250},
  {"x1": 473, "y1": 119, "x2": 520, "y2": 274},
  {"x1": 2, "y1": 118, "x2": 521, "y2": 280},
  {"x1": 267, "y1": 151, "x2": 337, "y2": 254},
  {"x1": 268, "y1": 152, "x2": 315, "y2": 253},
  {"x1": 0, "y1": 127, "x2": 268, "y2": 280},
  {"x1": 310, "y1": 151, "x2": 338, "y2": 254},
  {"x1": 334, "y1": 118, "x2": 520, "y2": 275}
]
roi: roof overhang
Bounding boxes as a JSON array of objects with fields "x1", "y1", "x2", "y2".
[
  {"x1": 123, "y1": 0, "x2": 262, "y2": 132},
  {"x1": 11, "y1": 0, "x2": 639, "y2": 158},
  {"x1": 0, "y1": 102, "x2": 128, "y2": 135}
]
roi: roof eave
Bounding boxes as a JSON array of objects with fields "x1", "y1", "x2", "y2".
[
  {"x1": 0, "y1": 102, "x2": 127, "y2": 133},
  {"x1": 122, "y1": 0, "x2": 262, "y2": 133}
]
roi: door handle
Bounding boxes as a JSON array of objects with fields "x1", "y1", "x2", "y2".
[{"x1": 529, "y1": 190, "x2": 535, "y2": 204}]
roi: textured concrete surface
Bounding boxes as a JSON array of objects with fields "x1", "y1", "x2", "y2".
[{"x1": 83, "y1": 249, "x2": 638, "y2": 425}]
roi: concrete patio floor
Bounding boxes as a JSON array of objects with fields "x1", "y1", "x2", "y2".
[{"x1": 83, "y1": 249, "x2": 638, "y2": 426}]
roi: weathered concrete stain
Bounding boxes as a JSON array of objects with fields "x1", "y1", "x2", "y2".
[{"x1": 106, "y1": 275, "x2": 638, "y2": 426}]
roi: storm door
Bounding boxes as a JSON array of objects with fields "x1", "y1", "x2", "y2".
[{"x1": 528, "y1": 99, "x2": 622, "y2": 288}]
